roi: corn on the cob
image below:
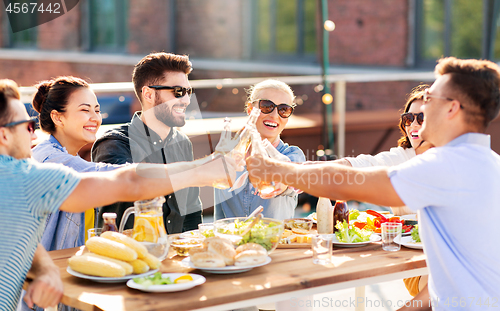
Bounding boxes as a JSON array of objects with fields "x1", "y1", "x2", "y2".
[
  {"x1": 128, "y1": 259, "x2": 150, "y2": 274},
  {"x1": 101, "y1": 231, "x2": 148, "y2": 259},
  {"x1": 68, "y1": 255, "x2": 125, "y2": 277},
  {"x1": 142, "y1": 253, "x2": 161, "y2": 269},
  {"x1": 86, "y1": 237, "x2": 137, "y2": 261},
  {"x1": 84, "y1": 253, "x2": 133, "y2": 275}
]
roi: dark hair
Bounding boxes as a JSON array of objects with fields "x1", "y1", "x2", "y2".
[
  {"x1": 0, "y1": 79, "x2": 21, "y2": 126},
  {"x1": 132, "y1": 52, "x2": 192, "y2": 106},
  {"x1": 435, "y1": 57, "x2": 500, "y2": 130},
  {"x1": 397, "y1": 85, "x2": 428, "y2": 149},
  {"x1": 32, "y1": 76, "x2": 89, "y2": 134}
]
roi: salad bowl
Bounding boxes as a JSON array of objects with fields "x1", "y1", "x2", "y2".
[{"x1": 213, "y1": 217, "x2": 284, "y2": 254}]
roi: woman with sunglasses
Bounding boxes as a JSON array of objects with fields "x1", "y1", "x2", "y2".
[
  {"x1": 30, "y1": 77, "x2": 123, "y2": 250},
  {"x1": 337, "y1": 86, "x2": 432, "y2": 172},
  {"x1": 214, "y1": 79, "x2": 306, "y2": 221}
]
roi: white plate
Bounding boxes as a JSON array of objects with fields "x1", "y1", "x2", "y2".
[
  {"x1": 397, "y1": 236, "x2": 423, "y2": 250},
  {"x1": 332, "y1": 234, "x2": 381, "y2": 248},
  {"x1": 179, "y1": 230, "x2": 204, "y2": 239},
  {"x1": 66, "y1": 267, "x2": 158, "y2": 283},
  {"x1": 126, "y1": 273, "x2": 206, "y2": 292},
  {"x1": 181, "y1": 256, "x2": 271, "y2": 274}
]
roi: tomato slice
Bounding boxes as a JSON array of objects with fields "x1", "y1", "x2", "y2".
[{"x1": 353, "y1": 222, "x2": 366, "y2": 230}]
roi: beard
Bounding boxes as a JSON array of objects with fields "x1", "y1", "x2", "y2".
[{"x1": 154, "y1": 98, "x2": 186, "y2": 127}]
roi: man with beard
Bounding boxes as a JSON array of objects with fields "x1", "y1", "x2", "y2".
[{"x1": 92, "y1": 52, "x2": 203, "y2": 233}]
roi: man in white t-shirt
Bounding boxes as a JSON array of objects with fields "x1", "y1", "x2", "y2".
[{"x1": 247, "y1": 57, "x2": 500, "y2": 311}]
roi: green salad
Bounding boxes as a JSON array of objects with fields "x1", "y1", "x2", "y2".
[
  {"x1": 217, "y1": 219, "x2": 282, "y2": 251},
  {"x1": 335, "y1": 220, "x2": 372, "y2": 243},
  {"x1": 133, "y1": 272, "x2": 172, "y2": 288},
  {"x1": 349, "y1": 209, "x2": 360, "y2": 221},
  {"x1": 411, "y1": 225, "x2": 421, "y2": 243}
]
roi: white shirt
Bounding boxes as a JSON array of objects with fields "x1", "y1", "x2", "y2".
[
  {"x1": 388, "y1": 133, "x2": 500, "y2": 310},
  {"x1": 346, "y1": 146, "x2": 416, "y2": 168}
]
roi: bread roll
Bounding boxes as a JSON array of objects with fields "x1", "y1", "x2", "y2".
[
  {"x1": 188, "y1": 246, "x2": 207, "y2": 257},
  {"x1": 202, "y1": 237, "x2": 233, "y2": 248},
  {"x1": 191, "y1": 252, "x2": 225, "y2": 268},
  {"x1": 208, "y1": 240, "x2": 236, "y2": 266},
  {"x1": 234, "y1": 250, "x2": 268, "y2": 267},
  {"x1": 235, "y1": 243, "x2": 266, "y2": 254}
]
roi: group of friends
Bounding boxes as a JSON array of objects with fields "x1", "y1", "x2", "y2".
[{"x1": 0, "y1": 52, "x2": 498, "y2": 311}]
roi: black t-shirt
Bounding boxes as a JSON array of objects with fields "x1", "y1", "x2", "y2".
[{"x1": 91, "y1": 112, "x2": 202, "y2": 234}]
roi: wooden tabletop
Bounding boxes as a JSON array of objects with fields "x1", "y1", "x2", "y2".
[{"x1": 38, "y1": 242, "x2": 426, "y2": 311}]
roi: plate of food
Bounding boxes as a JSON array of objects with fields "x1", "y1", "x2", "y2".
[
  {"x1": 127, "y1": 272, "x2": 206, "y2": 292},
  {"x1": 67, "y1": 267, "x2": 158, "y2": 283},
  {"x1": 332, "y1": 220, "x2": 381, "y2": 247},
  {"x1": 278, "y1": 225, "x2": 315, "y2": 248},
  {"x1": 332, "y1": 234, "x2": 381, "y2": 248},
  {"x1": 397, "y1": 236, "x2": 423, "y2": 250},
  {"x1": 182, "y1": 256, "x2": 271, "y2": 274},
  {"x1": 181, "y1": 239, "x2": 272, "y2": 274}
]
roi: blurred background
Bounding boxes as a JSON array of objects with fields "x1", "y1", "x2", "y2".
[{"x1": 2, "y1": 0, "x2": 500, "y2": 215}]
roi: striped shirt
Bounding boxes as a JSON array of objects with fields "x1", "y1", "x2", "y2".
[{"x1": 0, "y1": 155, "x2": 80, "y2": 311}]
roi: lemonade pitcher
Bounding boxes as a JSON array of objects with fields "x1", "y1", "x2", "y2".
[{"x1": 119, "y1": 196, "x2": 169, "y2": 260}]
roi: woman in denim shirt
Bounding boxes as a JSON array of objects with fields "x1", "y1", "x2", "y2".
[
  {"x1": 31, "y1": 76, "x2": 123, "y2": 252},
  {"x1": 214, "y1": 79, "x2": 305, "y2": 220}
]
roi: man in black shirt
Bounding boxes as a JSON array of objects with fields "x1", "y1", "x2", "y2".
[{"x1": 92, "y1": 52, "x2": 202, "y2": 233}]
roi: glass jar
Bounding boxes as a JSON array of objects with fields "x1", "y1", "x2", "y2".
[
  {"x1": 119, "y1": 197, "x2": 169, "y2": 261},
  {"x1": 102, "y1": 213, "x2": 118, "y2": 233},
  {"x1": 333, "y1": 200, "x2": 350, "y2": 233}
]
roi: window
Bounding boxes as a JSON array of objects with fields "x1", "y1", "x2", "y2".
[
  {"x1": 252, "y1": 0, "x2": 317, "y2": 61},
  {"x1": 9, "y1": 28, "x2": 37, "y2": 48},
  {"x1": 88, "y1": 0, "x2": 127, "y2": 52},
  {"x1": 6, "y1": 0, "x2": 37, "y2": 48},
  {"x1": 415, "y1": 0, "x2": 500, "y2": 66}
]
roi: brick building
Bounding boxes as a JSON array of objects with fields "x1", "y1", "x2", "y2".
[{"x1": 1, "y1": 0, "x2": 499, "y2": 159}]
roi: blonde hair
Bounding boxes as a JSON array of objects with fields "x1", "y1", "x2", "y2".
[{"x1": 245, "y1": 79, "x2": 296, "y2": 111}]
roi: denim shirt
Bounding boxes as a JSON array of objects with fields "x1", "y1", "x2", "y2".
[
  {"x1": 214, "y1": 140, "x2": 305, "y2": 220},
  {"x1": 31, "y1": 135, "x2": 122, "y2": 251}
]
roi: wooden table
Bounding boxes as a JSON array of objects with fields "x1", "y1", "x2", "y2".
[{"x1": 36, "y1": 243, "x2": 427, "y2": 311}]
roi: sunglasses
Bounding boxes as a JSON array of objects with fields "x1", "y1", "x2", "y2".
[
  {"x1": 148, "y1": 85, "x2": 193, "y2": 98},
  {"x1": 401, "y1": 112, "x2": 424, "y2": 126},
  {"x1": 256, "y1": 99, "x2": 294, "y2": 118},
  {"x1": 423, "y1": 88, "x2": 453, "y2": 103},
  {"x1": 0, "y1": 117, "x2": 36, "y2": 134}
]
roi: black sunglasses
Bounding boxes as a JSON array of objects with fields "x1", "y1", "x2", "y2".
[
  {"x1": 148, "y1": 85, "x2": 193, "y2": 98},
  {"x1": 0, "y1": 117, "x2": 36, "y2": 134},
  {"x1": 256, "y1": 99, "x2": 294, "y2": 118},
  {"x1": 401, "y1": 112, "x2": 424, "y2": 126}
]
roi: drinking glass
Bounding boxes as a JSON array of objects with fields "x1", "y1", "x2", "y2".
[
  {"x1": 198, "y1": 222, "x2": 214, "y2": 238},
  {"x1": 382, "y1": 222, "x2": 402, "y2": 251},
  {"x1": 312, "y1": 234, "x2": 332, "y2": 265},
  {"x1": 87, "y1": 228, "x2": 103, "y2": 240}
]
